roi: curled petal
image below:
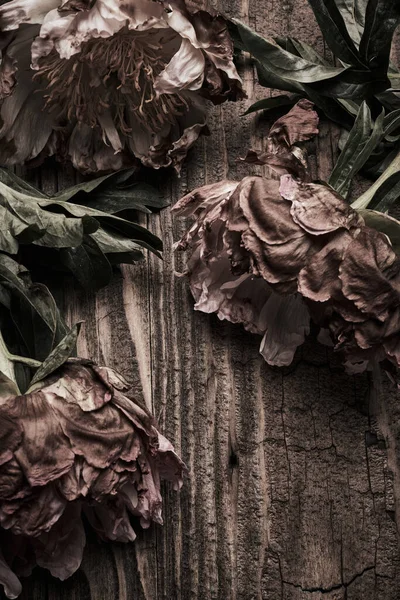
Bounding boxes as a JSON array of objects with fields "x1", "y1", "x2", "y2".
[
  {"x1": 0, "y1": 0, "x2": 60, "y2": 30},
  {"x1": 268, "y1": 99, "x2": 319, "y2": 150},
  {"x1": 0, "y1": 547, "x2": 21, "y2": 600},
  {"x1": 154, "y1": 39, "x2": 205, "y2": 94},
  {"x1": 260, "y1": 294, "x2": 310, "y2": 367}
]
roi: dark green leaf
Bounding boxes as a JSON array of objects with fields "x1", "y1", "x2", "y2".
[
  {"x1": 243, "y1": 94, "x2": 301, "y2": 116},
  {"x1": 60, "y1": 236, "x2": 113, "y2": 291},
  {"x1": 363, "y1": 171, "x2": 400, "y2": 212},
  {"x1": 0, "y1": 254, "x2": 59, "y2": 334},
  {"x1": 359, "y1": 0, "x2": 400, "y2": 74},
  {"x1": 335, "y1": 0, "x2": 367, "y2": 44},
  {"x1": 306, "y1": 0, "x2": 366, "y2": 65},
  {"x1": 0, "y1": 370, "x2": 19, "y2": 399},
  {"x1": 79, "y1": 183, "x2": 167, "y2": 214},
  {"x1": 232, "y1": 19, "x2": 347, "y2": 83},
  {"x1": 29, "y1": 323, "x2": 82, "y2": 387},
  {"x1": 329, "y1": 102, "x2": 385, "y2": 196},
  {"x1": 358, "y1": 209, "x2": 400, "y2": 252}
]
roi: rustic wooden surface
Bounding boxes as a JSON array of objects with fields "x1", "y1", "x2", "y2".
[{"x1": 4, "y1": 1, "x2": 400, "y2": 599}]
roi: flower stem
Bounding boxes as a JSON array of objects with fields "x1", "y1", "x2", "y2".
[{"x1": 351, "y1": 150, "x2": 400, "y2": 210}]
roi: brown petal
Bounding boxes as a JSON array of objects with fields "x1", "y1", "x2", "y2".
[
  {"x1": 339, "y1": 228, "x2": 399, "y2": 321},
  {"x1": 0, "y1": 410, "x2": 21, "y2": 468},
  {"x1": 280, "y1": 175, "x2": 363, "y2": 235},
  {"x1": 0, "y1": 484, "x2": 66, "y2": 537},
  {"x1": 34, "y1": 502, "x2": 85, "y2": 580},
  {"x1": 0, "y1": 546, "x2": 21, "y2": 600},
  {"x1": 50, "y1": 395, "x2": 136, "y2": 469},
  {"x1": 5, "y1": 392, "x2": 74, "y2": 487},
  {"x1": 298, "y1": 230, "x2": 354, "y2": 302},
  {"x1": 267, "y1": 99, "x2": 319, "y2": 150},
  {"x1": 43, "y1": 364, "x2": 112, "y2": 412},
  {"x1": 259, "y1": 293, "x2": 310, "y2": 366},
  {"x1": 85, "y1": 501, "x2": 136, "y2": 543}
]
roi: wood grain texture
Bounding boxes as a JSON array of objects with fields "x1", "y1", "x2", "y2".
[{"x1": 3, "y1": 2, "x2": 400, "y2": 599}]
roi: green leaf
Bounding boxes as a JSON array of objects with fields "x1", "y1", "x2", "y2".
[
  {"x1": 359, "y1": 0, "x2": 400, "y2": 74},
  {"x1": 60, "y1": 236, "x2": 113, "y2": 291},
  {"x1": 29, "y1": 323, "x2": 82, "y2": 388},
  {"x1": 231, "y1": 19, "x2": 347, "y2": 84},
  {"x1": 243, "y1": 94, "x2": 301, "y2": 116},
  {"x1": 361, "y1": 171, "x2": 400, "y2": 212},
  {"x1": 335, "y1": 0, "x2": 367, "y2": 44},
  {"x1": 306, "y1": 0, "x2": 366, "y2": 65},
  {"x1": 79, "y1": 183, "x2": 167, "y2": 214},
  {"x1": 329, "y1": 102, "x2": 385, "y2": 196},
  {"x1": 0, "y1": 168, "x2": 163, "y2": 290},
  {"x1": 358, "y1": 209, "x2": 400, "y2": 252},
  {"x1": 0, "y1": 370, "x2": 19, "y2": 400},
  {"x1": 352, "y1": 149, "x2": 400, "y2": 209},
  {"x1": 0, "y1": 254, "x2": 59, "y2": 334}
]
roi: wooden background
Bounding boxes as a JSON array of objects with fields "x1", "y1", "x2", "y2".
[{"x1": 4, "y1": 1, "x2": 400, "y2": 599}]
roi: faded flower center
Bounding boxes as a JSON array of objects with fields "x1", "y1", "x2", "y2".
[{"x1": 34, "y1": 29, "x2": 188, "y2": 135}]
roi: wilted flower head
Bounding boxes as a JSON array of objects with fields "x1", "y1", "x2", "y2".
[
  {"x1": 0, "y1": 359, "x2": 184, "y2": 598},
  {"x1": 0, "y1": 0, "x2": 243, "y2": 173},
  {"x1": 173, "y1": 100, "x2": 400, "y2": 379}
]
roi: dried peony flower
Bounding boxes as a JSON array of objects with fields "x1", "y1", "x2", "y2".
[
  {"x1": 0, "y1": 0, "x2": 243, "y2": 174},
  {"x1": 173, "y1": 100, "x2": 400, "y2": 378},
  {"x1": 0, "y1": 360, "x2": 184, "y2": 598},
  {"x1": 280, "y1": 176, "x2": 400, "y2": 377}
]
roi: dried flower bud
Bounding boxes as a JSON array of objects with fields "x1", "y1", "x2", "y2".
[
  {"x1": 0, "y1": 0, "x2": 243, "y2": 173},
  {"x1": 0, "y1": 360, "x2": 184, "y2": 598},
  {"x1": 173, "y1": 100, "x2": 400, "y2": 379}
]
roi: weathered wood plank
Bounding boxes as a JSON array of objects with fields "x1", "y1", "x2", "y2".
[{"x1": 2, "y1": 2, "x2": 400, "y2": 600}]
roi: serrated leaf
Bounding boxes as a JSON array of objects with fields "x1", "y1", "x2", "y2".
[
  {"x1": 232, "y1": 19, "x2": 347, "y2": 84},
  {"x1": 358, "y1": 209, "x2": 400, "y2": 252},
  {"x1": 329, "y1": 102, "x2": 385, "y2": 196},
  {"x1": 29, "y1": 323, "x2": 82, "y2": 388}
]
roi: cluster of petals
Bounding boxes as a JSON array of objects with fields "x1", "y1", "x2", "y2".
[
  {"x1": 0, "y1": 0, "x2": 243, "y2": 173},
  {"x1": 173, "y1": 100, "x2": 400, "y2": 378},
  {"x1": 0, "y1": 359, "x2": 184, "y2": 598}
]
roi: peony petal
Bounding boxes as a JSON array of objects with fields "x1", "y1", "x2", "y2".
[
  {"x1": 339, "y1": 228, "x2": 399, "y2": 321},
  {"x1": 42, "y1": 364, "x2": 112, "y2": 412},
  {"x1": 172, "y1": 180, "x2": 238, "y2": 218},
  {"x1": 280, "y1": 175, "x2": 363, "y2": 235},
  {"x1": 0, "y1": 484, "x2": 67, "y2": 537},
  {"x1": 0, "y1": 546, "x2": 21, "y2": 600},
  {"x1": 298, "y1": 230, "x2": 354, "y2": 302},
  {"x1": 34, "y1": 502, "x2": 86, "y2": 580},
  {"x1": 0, "y1": 410, "x2": 21, "y2": 468},
  {"x1": 259, "y1": 294, "x2": 310, "y2": 366},
  {"x1": 5, "y1": 392, "x2": 74, "y2": 487},
  {"x1": 268, "y1": 99, "x2": 319, "y2": 150},
  {"x1": 85, "y1": 501, "x2": 136, "y2": 542},
  {"x1": 0, "y1": 0, "x2": 60, "y2": 30},
  {"x1": 154, "y1": 38, "x2": 205, "y2": 94}
]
